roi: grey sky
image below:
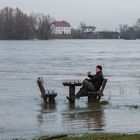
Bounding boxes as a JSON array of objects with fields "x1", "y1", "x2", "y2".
[{"x1": 0, "y1": 0, "x2": 140, "y2": 30}]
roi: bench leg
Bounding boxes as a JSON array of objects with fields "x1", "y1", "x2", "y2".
[
  {"x1": 48, "y1": 97, "x2": 55, "y2": 104},
  {"x1": 43, "y1": 97, "x2": 48, "y2": 104},
  {"x1": 88, "y1": 96, "x2": 98, "y2": 103},
  {"x1": 97, "y1": 96, "x2": 101, "y2": 103}
]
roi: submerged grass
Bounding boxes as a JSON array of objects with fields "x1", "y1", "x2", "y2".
[
  {"x1": 33, "y1": 133, "x2": 140, "y2": 140},
  {"x1": 99, "y1": 100, "x2": 109, "y2": 105}
]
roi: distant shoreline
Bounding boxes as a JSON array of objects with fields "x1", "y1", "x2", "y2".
[{"x1": 0, "y1": 38, "x2": 138, "y2": 41}]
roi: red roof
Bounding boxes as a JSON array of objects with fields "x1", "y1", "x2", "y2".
[{"x1": 52, "y1": 20, "x2": 71, "y2": 27}]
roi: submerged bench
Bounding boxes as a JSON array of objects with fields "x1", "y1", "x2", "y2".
[
  {"x1": 37, "y1": 77, "x2": 57, "y2": 104},
  {"x1": 86, "y1": 79, "x2": 108, "y2": 103}
]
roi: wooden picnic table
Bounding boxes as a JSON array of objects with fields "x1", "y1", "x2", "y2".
[{"x1": 62, "y1": 80, "x2": 82, "y2": 99}]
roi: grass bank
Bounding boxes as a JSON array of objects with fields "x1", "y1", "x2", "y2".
[{"x1": 33, "y1": 133, "x2": 140, "y2": 140}]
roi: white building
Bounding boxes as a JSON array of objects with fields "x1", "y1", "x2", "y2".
[
  {"x1": 81, "y1": 25, "x2": 96, "y2": 33},
  {"x1": 51, "y1": 21, "x2": 71, "y2": 35}
]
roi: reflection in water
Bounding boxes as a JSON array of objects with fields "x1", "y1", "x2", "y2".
[
  {"x1": 36, "y1": 101, "x2": 106, "y2": 133},
  {"x1": 62, "y1": 102, "x2": 105, "y2": 133},
  {"x1": 67, "y1": 103, "x2": 76, "y2": 110},
  {"x1": 41, "y1": 103, "x2": 57, "y2": 112},
  {"x1": 37, "y1": 103, "x2": 57, "y2": 126}
]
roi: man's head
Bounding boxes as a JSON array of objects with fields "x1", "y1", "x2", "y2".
[{"x1": 96, "y1": 65, "x2": 102, "y2": 73}]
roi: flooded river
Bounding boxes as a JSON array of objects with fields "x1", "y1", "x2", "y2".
[{"x1": 0, "y1": 40, "x2": 140, "y2": 139}]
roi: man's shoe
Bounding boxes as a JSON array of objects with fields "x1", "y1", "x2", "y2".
[{"x1": 66, "y1": 96, "x2": 75, "y2": 103}]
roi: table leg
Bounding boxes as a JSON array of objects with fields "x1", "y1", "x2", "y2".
[{"x1": 69, "y1": 86, "x2": 75, "y2": 99}]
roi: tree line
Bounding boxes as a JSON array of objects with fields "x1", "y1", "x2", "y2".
[
  {"x1": 0, "y1": 7, "x2": 140, "y2": 40},
  {"x1": 0, "y1": 7, "x2": 52, "y2": 40},
  {"x1": 119, "y1": 19, "x2": 140, "y2": 39}
]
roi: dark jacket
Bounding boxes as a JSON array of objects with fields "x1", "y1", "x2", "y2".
[{"x1": 88, "y1": 71, "x2": 104, "y2": 90}]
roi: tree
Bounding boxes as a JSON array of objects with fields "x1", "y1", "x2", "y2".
[
  {"x1": 119, "y1": 24, "x2": 129, "y2": 33},
  {"x1": 0, "y1": 7, "x2": 15, "y2": 39},
  {"x1": 36, "y1": 14, "x2": 51, "y2": 39},
  {"x1": 134, "y1": 18, "x2": 140, "y2": 38},
  {"x1": 0, "y1": 7, "x2": 52, "y2": 40},
  {"x1": 13, "y1": 8, "x2": 32, "y2": 39}
]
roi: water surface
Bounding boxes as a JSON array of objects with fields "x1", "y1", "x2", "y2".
[{"x1": 0, "y1": 40, "x2": 140, "y2": 139}]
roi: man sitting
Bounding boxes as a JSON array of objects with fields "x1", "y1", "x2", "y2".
[{"x1": 66, "y1": 65, "x2": 104, "y2": 102}]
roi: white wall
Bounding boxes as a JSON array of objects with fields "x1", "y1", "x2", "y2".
[{"x1": 51, "y1": 25, "x2": 71, "y2": 34}]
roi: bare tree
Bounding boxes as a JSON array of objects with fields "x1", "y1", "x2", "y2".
[
  {"x1": 119, "y1": 24, "x2": 129, "y2": 33},
  {"x1": 0, "y1": 7, "x2": 15, "y2": 39},
  {"x1": 0, "y1": 7, "x2": 52, "y2": 40},
  {"x1": 136, "y1": 18, "x2": 140, "y2": 27},
  {"x1": 36, "y1": 14, "x2": 51, "y2": 39}
]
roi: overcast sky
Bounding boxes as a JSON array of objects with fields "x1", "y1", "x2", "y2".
[{"x1": 0, "y1": 0, "x2": 140, "y2": 30}]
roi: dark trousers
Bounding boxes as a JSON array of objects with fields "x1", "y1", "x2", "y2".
[{"x1": 73, "y1": 79, "x2": 96, "y2": 99}]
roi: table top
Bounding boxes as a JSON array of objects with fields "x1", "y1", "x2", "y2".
[{"x1": 62, "y1": 80, "x2": 82, "y2": 86}]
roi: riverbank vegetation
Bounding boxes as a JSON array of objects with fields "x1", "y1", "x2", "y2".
[
  {"x1": 33, "y1": 133, "x2": 140, "y2": 140},
  {"x1": 0, "y1": 7, "x2": 52, "y2": 40},
  {"x1": 119, "y1": 20, "x2": 140, "y2": 40}
]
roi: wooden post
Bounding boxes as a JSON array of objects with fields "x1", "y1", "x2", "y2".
[
  {"x1": 37, "y1": 79, "x2": 46, "y2": 98},
  {"x1": 48, "y1": 96, "x2": 55, "y2": 104},
  {"x1": 88, "y1": 96, "x2": 97, "y2": 103},
  {"x1": 69, "y1": 86, "x2": 75, "y2": 98}
]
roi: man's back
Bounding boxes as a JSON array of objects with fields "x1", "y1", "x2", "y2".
[{"x1": 88, "y1": 71, "x2": 104, "y2": 90}]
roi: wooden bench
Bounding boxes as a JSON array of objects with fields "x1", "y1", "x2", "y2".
[
  {"x1": 37, "y1": 77, "x2": 57, "y2": 104},
  {"x1": 86, "y1": 79, "x2": 108, "y2": 103}
]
